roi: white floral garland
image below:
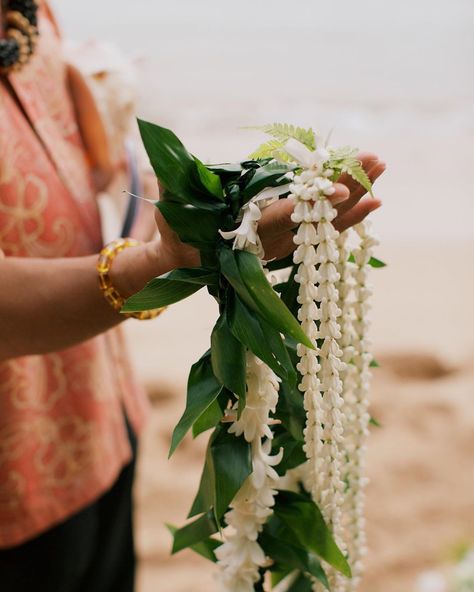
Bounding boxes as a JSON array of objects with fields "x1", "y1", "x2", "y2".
[
  {"x1": 340, "y1": 221, "x2": 377, "y2": 590},
  {"x1": 216, "y1": 140, "x2": 376, "y2": 592},
  {"x1": 287, "y1": 140, "x2": 347, "y2": 592},
  {"x1": 215, "y1": 353, "x2": 283, "y2": 592}
]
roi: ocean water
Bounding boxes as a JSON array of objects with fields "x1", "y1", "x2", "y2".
[{"x1": 52, "y1": 0, "x2": 474, "y2": 241}]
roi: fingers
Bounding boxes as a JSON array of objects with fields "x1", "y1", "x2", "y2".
[
  {"x1": 259, "y1": 183, "x2": 350, "y2": 236},
  {"x1": 334, "y1": 197, "x2": 382, "y2": 232},
  {"x1": 336, "y1": 160, "x2": 386, "y2": 217}
]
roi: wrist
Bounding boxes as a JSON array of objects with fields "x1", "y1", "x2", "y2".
[{"x1": 110, "y1": 239, "x2": 172, "y2": 300}]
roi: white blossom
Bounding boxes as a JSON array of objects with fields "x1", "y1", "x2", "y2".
[
  {"x1": 216, "y1": 353, "x2": 282, "y2": 592},
  {"x1": 338, "y1": 221, "x2": 377, "y2": 590},
  {"x1": 219, "y1": 183, "x2": 291, "y2": 257},
  {"x1": 288, "y1": 141, "x2": 348, "y2": 592}
]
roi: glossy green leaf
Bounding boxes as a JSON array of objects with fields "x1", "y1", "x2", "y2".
[
  {"x1": 137, "y1": 119, "x2": 224, "y2": 208},
  {"x1": 266, "y1": 253, "x2": 294, "y2": 272},
  {"x1": 235, "y1": 250, "x2": 313, "y2": 349},
  {"x1": 166, "y1": 524, "x2": 220, "y2": 562},
  {"x1": 211, "y1": 312, "x2": 246, "y2": 399},
  {"x1": 259, "y1": 530, "x2": 329, "y2": 589},
  {"x1": 194, "y1": 158, "x2": 224, "y2": 199},
  {"x1": 156, "y1": 202, "x2": 222, "y2": 250},
  {"x1": 228, "y1": 295, "x2": 293, "y2": 380},
  {"x1": 171, "y1": 510, "x2": 218, "y2": 554},
  {"x1": 275, "y1": 381, "x2": 305, "y2": 442},
  {"x1": 287, "y1": 573, "x2": 313, "y2": 592},
  {"x1": 348, "y1": 253, "x2": 387, "y2": 268},
  {"x1": 192, "y1": 396, "x2": 224, "y2": 438},
  {"x1": 272, "y1": 432, "x2": 306, "y2": 476},
  {"x1": 169, "y1": 352, "x2": 223, "y2": 457},
  {"x1": 189, "y1": 425, "x2": 252, "y2": 520},
  {"x1": 242, "y1": 161, "x2": 293, "y2": 201},
  {"x1": 122, "y1": 277, "x2": 202, "y2": 312},
  {"x1": 274, "y1": 490, "x2": 352, "y2": 578},
  {"x1": 219, "y1": 247, "x2": 261, "y2": 314},
  {"x1": 165, "y1": 267, "x2": 219, "y2": 286}
]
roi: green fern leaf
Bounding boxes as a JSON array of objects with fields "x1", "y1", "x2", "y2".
[
  {"x1": 327, "y1": 151, "x2": 373, "y2": 197},
  {"x1": 250, "y1": 123, "x2": 316, "y2": 150},
  {"x1": 248, "y1": 139, "x2": 285, "y2": 161},
  {"x1": 345, "y1": 161, "x2": 373, "y2": 196}
]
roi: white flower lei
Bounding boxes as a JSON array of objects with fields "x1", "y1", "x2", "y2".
[
  {"x1": 215, "y1": 138, "x2": 377, "y2": 592},
  {"x1": 340, "y1": 221, "x2": 377, "y2": 589},
  {"x1": 287, "y1": 139, "x2": 347, "y2": 592},
  {"x1": 215, "y1": 353, "x2": 283, "y2": 592}
]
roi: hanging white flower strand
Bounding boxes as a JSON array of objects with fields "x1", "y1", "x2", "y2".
[
  {"x1": 340, "y1": 221, "x2": 378, "y2": 590},
  {"x1": 286, "y1": 138, "x2": 347, "y2": 592},
  {"x1": 217, "y1": 195, "x2": 286, "y2": 592},
  {"x1": 215, "y1": 352, "x2": 283, "y2": 592}
]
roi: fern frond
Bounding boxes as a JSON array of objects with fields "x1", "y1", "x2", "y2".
[
  {"x1": 329, "y1": 145, "x2": 358, "y2": 161},
  {"x1": 328, "y1": 155, "x2": 373, "y2": 196},
  {"x1": 345, "y1": 161, "x2": 373, "y2": 196},
  {"x1": 248, "y1": 139, "x2": 285, "y2": 161},
  {"x1": 250, "y1": 123, "x2": 316, "y2": 150}
]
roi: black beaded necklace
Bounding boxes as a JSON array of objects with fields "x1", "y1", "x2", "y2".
[{"x1": 0, "y1": 0, "x2": 39, "y2": 74}]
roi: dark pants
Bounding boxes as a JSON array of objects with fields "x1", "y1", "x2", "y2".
[{"x1": 0, "y1": 421, "x2": 137, "y2": 592}]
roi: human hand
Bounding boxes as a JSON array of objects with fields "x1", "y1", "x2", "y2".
[
  {"x1": 153, "y1": 153, "x2": 385, "y2": 271},
  {"x1": 258, "y1": 152, "x2": 385, "y2": 260}
]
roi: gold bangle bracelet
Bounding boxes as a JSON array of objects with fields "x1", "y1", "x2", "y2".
[{"x1": 97, "y1": 238, "x2": 165, "y2": 321}]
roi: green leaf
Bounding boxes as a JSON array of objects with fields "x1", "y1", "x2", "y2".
[
  {"x1": 156, "y1": 202, "x2": 222, "y2": 251},
  {"x1": 189, "y1": 425, "x2": 252, "y2": 520},
  {"x1": 228, "y1": 295, "x2": 294, "y2": 380},
  {"x1": 192, "y1": 395, "x2": 224, "y2": 438},
  {"x1": 259, "y1": 530, "x2": 329, "y2": 589},
  {"x1": 369, "y1": 416, "x2": 382, "y2": 428},
  {"x1": 266, "y1": 254, "x2": 294, "y2": 272},
  {"x1": 275, "y1": 381, "x2": 306, "y2": 442},
  {"x1": 242, "y1": 161, "x2": 293, "y2": 201},
  {"x1": 219, "y1": 247, "x2": 262, "y2": 314},
  {"x1": 164, "y1": 267, "x2": 219, "y2": 285},
  {"x1": 235, "y1": 250, "x2": 313, "y2": 349},
  {"x1": 248, "y1": 139, "x2": 289, "y2": 162},
  {"x1": 272, "y1": 431, "x2": 306, "y2": 476},
  {"x1": 287, "y1": 573, "x2": 314, "y2": 592},
  {"x1": 369, "y1": 358, "x2": 380, "y2": 368},
  {"x1": 249, "y1": 123, "x2": 316, "y2": 150},
  {"x1": 169, "y1": 351, "x2": 223, "y2": 457},
  {"x1": 348, "y1": 253, "x2": 387, "y2": 268},
  {"x1": 166, "y1": 524, "x2": 221, "y2": 562},
  {"x1": 211, "y1": 312, "x2": 246, "y2": 399},
  {"x1": 122, "y1": 276, "x2": 202, "y2": 312},
  {"x1": 274, "y1": 490, "x2": 352, "y2": 578},
  {"x1": 137, "y1": 119, "x2": 224, "y2": 208},
  {"x1": 368, "y1": 256, "x2": 386, "y2": 268},
  {"x1": 194, "y1": 158, "x2": 224, "y2": 199},
  {"x1": 171, "y1": 510, "x2": 218, "y2": 554}
]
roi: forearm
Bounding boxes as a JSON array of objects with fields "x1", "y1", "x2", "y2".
[{"x1": 0, "y1": 239, "x2": 168, "y2": 361}]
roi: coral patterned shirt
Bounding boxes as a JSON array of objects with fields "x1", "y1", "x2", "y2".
[{"x1": 0, "y1": 3, "x2": 148, "y2": 547}]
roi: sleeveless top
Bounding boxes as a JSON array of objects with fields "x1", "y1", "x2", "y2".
[{"x1": 0, "y1": 3, "x2": 148, "y2": 547}]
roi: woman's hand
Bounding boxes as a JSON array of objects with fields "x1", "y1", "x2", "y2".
[
  {"x1": 258, "y1": 152, "x2": 385, "y2": 260},
  {"x1": 153, "y1": 153, "x2": 385, "y2": 271}
]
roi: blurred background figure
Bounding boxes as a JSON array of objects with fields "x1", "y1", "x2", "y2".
[{"x1": 53, "y1": 1, "x2": 474, "y2": 591}]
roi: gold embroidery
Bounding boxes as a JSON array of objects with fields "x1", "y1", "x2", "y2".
[
  {"x1": 0, "y1": 471, "x2": 25, "y2": 511},
  {"x1": 34, "y1": 416, "x2": 101, "y2": 488},
  {"x1": 0, "y1": 355, "x2": 67, "y2": 412}
]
